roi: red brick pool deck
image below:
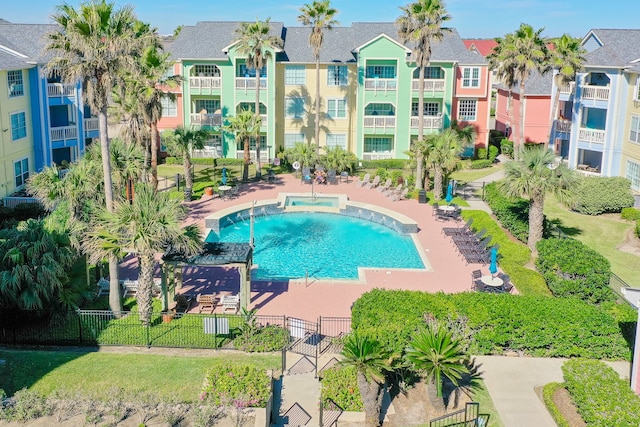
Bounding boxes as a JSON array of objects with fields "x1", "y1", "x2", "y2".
[{"x1": 159, "y1": 173, "x2": 486, "y2": 320}]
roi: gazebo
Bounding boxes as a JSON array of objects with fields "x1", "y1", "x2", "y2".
[{"x1": 161, "y1": 242, "x2": 253, "y2": 311}]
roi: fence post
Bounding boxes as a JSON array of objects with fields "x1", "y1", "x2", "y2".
[
  {"x1": 315, "y1": 317, "x2": 319, "y2": 379},
  {"x1": 146, "y1": 324, "x2": 151, "y2": 348},
  {"x1": 214, "y1": 313, "x2": 218, "y2": 349},
  {"x1": 318, "y1": 389, "x2": 323, "y2": 427},
  {"x1": 77, "y1": 312, "x2": 82, "y2": 345},
  {"x1": 481, "y1": 182, "x2": 485, "y2": 200},
  {"x1": 281, "y1": 346, "x2": 286, "y2": 373}
]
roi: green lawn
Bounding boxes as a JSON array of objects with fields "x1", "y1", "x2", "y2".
[
  {"x1": 0, "y1": 349, "x2": 280, "y2": 403},
  {"x1": 450, "y1": 162, "x2": 504, "y2": 184},
  {"x1": 544, "y1": 194, "x2": 639, "y2": 288}
]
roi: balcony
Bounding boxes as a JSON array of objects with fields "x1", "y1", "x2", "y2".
[
  {"x1": 84, "y1": 118, "x2": 99, "y2": 134},
  {"x1": 410, "y1": 115, "x2": 443, "y2": 130},
  {"x1": 363, "y1": 116, "x2": 396, "y2": 131},
  {"x1": 235, "y1": 77, "x2": 267, "y2": 91},
  {"x1": 362, "y1": 152, "x2": 393, "y2": 161},
  {"x1": 411, "y1": 79, "x2": 445, "y2": 92},
  {"x1": 559, "y1": 82, "x2": 575, "y2": 95},
  {"x1": 191, "y1": 113, "x2": 223, "y2": 128},
  {"x1": 189, "y1": 76, "x2": 221, "y2": 91},
  {"x1": 50, "y1": 126, "x2": 78, "y2": 141},
  {"x1": 47, "y1": 83, "x2": 76, "y2": 98},
  {"x1": 364, "y1": 78, "x2": 397, "y2": 92},
  {"x1": 580, "y1": 85, "x2": 610, "y2": 101},
  {"x1": 577, "y1": 127, "x2": 605, "y2": 144}
]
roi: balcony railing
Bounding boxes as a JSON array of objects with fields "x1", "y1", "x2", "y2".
[
  {"x1": 577, "y1": 127, "x2": 606, "y2": 144},
  {"x1": 364, "y1": 78, "x2": 397, "y2": 92},
  {"x1": 47, "y1": 83, "x2": 76, "y2": 98},
  {"x1": 84, "y1": 118, "x2": 99, "y2": 133},
  {"x1": 410, "y1": 115, "x2": 443, "y2": 130},
  {"x1": 554, "y1": 119, "x2": 572, "y2": 133},
  {"x1": 50, "y1": 126, "x2": 78, "y2": 141},
  {"x1": 559, "y1": 82, "x2": 575, "y2": 94},
  {"x1": 189, "y1": 76, "x2": 221, "y2": 90},
  {"x1": 362, "y1": 152, "x2": 393, "y2": 161},
  {"x1": 190, "y1": 113, "x2": 223, "y2": 127},
  {"x1": 411, "y1": 79, "x2": 445, "y2": 92},
  {"x1": 580, "y1": 85, "x2": 610, "y2": 101},
  {"x1": 235, "y1": 77, "x2": 267, "y2": 90},
  {"x1": 363, "y1": 116, "x2": 396, "y2": 130}
]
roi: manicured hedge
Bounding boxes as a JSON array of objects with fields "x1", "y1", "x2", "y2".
[
  {"x1": 621, "y1": 207, "x2": 640, "y2": 221},
  {"x1": 570, "y1": 176, "x2": 634, "y2": 215},
  {"x1": 358, "y1": 159, "x2": 408, "y2": 170},
  {"x1": 470, "y1": 159, "x2": 493, "y2": 169},
  {"x1": 536, "y1": 238, "x2": 615, "y2": 304},
  {"x1": 562, "y1": 359, "x2": 640, "y2": 426},
  {"x1": 351, "y1": 289, "x2": 632, "y2": 360},
  {"x1": 200, "y1": 363, "x2": 271, "y2": 407},
  {"x1": 542, "y1": 382, "x2": 572, "y2": 427},
  {"x1": 500, "y1": 138, "x2": 513, "y2": 157},
  {"x1": 164, "y1": 157, "x2": 244, "y2": 166},
  {"x1": 321, "y1": 366, "x2": 363, "y2": 411},
  {"x1": 483, "y1": 182, "x2": 531, "y2": 243}
]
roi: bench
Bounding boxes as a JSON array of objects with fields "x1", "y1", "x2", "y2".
[
  {"x1": 197, "y1": 294, "x2": 219, "y2": 313},
  {"x1": 221, "y1": 295, "x2": 240, "y2": 313},
  {"x1": 120, "y1": 279, "x2": 139, "y2": 297}
]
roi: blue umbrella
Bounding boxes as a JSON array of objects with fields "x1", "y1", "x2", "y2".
[
  {"x1": 445, "y1": 181, "x2": 453, "y2": 204},
  {"x1": 221, "y1": 167, "x2": 228, "y2": 186},
  {"x1": 489, "y1": 247, "x2": 498, "y2": 276}
]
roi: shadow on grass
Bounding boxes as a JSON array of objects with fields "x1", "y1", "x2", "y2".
[{"x1": 546, "y1": 218, "x2": 582, "y2": 238}]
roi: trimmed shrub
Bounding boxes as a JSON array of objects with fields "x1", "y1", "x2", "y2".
[
  {"x1": 469, "y1": 159, "x2": 493, "y2": 169},
  {"x1": 536, "y1": 238, "x2": 614, "y2": 304},
  {"x1": 483, "y1": 182, "x2": 530, "y2": 242},
  {"x1": 358, "y1": 159, "x2": 407, "y2": 170},
  {"x1": 164, "y1": 156, "x2": 180, "y2": 165},
  {"x1": 200, "y1": 363, "x2": 271, "y2": 407},
  {"x1": 476, "y1": 148, "x2": 487, "y2": 159},
  {"x1": 542, "y1": 382, "x2": 572, "y2": 427},
  {"x1": 215, "y1": 158, "x2": 244, "y2": 166},
  {"x1": 232, "y1": 325, "x2": 289, "y2": 352},
  {"x1": 563, "y1": 359, "x2": 640, "y2": 426},
  {"x1": 375, "y1": 168, "x2": 388, "y2": 181},
  {"x1": 570, "y1": 176, "x2": 634, "y2": 215},
  {"x1": 488, "y1": 145, "x2": 499, "y2": 161},
  {"x1": 11, "y1": 203, "x2": 46, "y2": 221},
  {"x1": 321, "y1": 366, "x2": 363, "y2": 411},
  {"x1": 621, "y1": 207, "x2": 640, "y2": 221},
  {"x1": 351, "y1": 289, "x2": 631, "y2": 360},
  {"x1": 500, "y1": 138, "x2": 513, "y2": 157}
]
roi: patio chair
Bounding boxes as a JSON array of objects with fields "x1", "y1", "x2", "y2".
[
  {"x1": 227, "y1": 185, "x2": 240, "y2": 199},
  {"x1": 365, "y1": 175, "x2": 380, "y2": 189},
  {"x1": 302, "y1": 167, "x2": 313, "y2": 184},
  {"x1": 471, "y1": 269, "x2": 482, "y2": 289},
  {"x1": 377, "y1": 178, "x2": 392, "y2": 193},
  {"x1": 174, "y1": 294, "x2": 194, "y2": 315},
  {"x1": 442, "y1": 218, "x2": 473, "y2": 237},
  {"x1": 120, "y1": 279, "x2": 139, "y2": 297},
  {"x1": 432, "y1": 202, "x2": 439, "y2": 216},
  {"x1": 221, "y1": 294, "x2": 240, "y2": 313},
  {"x1": 390, "y1": 187, "x2": 409, "y2": 201},
  {"x1": 356, "y1": 173, "x2": 371, "y2": 187},
  {"x1": 384, "y1": 184, "x2": 402, "y2": 197},
  {"x1": 197, "y1": 294, "x2": 219, "y2": 314},
  {"x1": 266, "y1": 169, "x2": 276, "y2": 183},
  {"x1": 340, "y1": 171, "x2": 349, "y2": 183},
  {"x1": 97, "y1": 277, "x2": 110, "y2": 297},
  {"x1": 327, "y1": 169, "x2": 338, "y2": 185}
]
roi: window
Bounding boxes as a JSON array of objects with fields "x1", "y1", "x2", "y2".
[
  {"x1": 365, "y1": 65, "x2": 395, "y2": 79},
  {"x1": 10, "y1": 112, "x2": 26, "y2": 141},
  {"x1": 364, "y1": 137, "x2": 393, "y2": 153},
  {"x1": 411, "y1": 102, "x2": 440, "y2": 116},
  {"x1": 203, "y1": 135, "x2": 221, "y2": 150},
  {"x1": 461, "y1": 67, "x2": 480, "y2": 88},
  {"x1": 194, "y1": 64, "x2": 220, "y2": 77},
  {"x1": 327, "y1": 99, "x2": 346, "y2": 118},
  {"x1": 284, "y1": 133, "x2": 305, "y2": 148},
  {"x1": 631, "y1": 115, "x2": 640, "y2": 144},
  {"x1": 195, "y1": 99, "x2": 221, "y2": 114},
  {"x1": 285, "y1": 97, "x2": 305, "y2": 119},
  {"x1": 236, "y1": 135, "x2": 266, "y2": 151},
  {"x1": 161, "y1": 98, "x2": 177, "y2": 117},
  {"x1": 413, "y1": 66, "x2": 444, "y2": 79},
  {"x1": 238, "y1": 64, "x2": 266, "y2": 78},
  {"x1": 627, "y1": 160, "x2": 640, "y2": 191},
  {"x1": 327, "y1": 65, "x2": 348, "y2": 86},
  {"x1": 237, "y1": 102, "x2": 266, "y2": 114},
  {"x1": 285, "y1": 65, "x2": 306, "y2": 85},
  {"x1": 364, "y1": 103, "x2": 395, "y2": 116},
  {"x1": 7, "y1": 70, "x2": 23, "y2": 97},
  {"x1": 14, "y1": 158, "x2": 29, "y2": 187},
  {"x1": 326, "y1": 134, "x2": 346, "y2": 149},
  {"x1": 458, "y1": 99, "x2": 477, "y2": 121}
]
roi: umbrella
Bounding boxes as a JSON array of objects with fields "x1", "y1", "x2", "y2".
[
  {"x1": 221, "y1": 167, "x2": 228, "y2": 186},
  {"x1": 489, "y1": 247, "x2": 498, "y2": 277},
  {"x1": 445, "y1": 181, "x2": 453, "y2": 204}
]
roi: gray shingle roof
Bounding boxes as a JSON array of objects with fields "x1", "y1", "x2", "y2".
[
  {"x1": 281, "y1": 26, "x2": 357, "y2": 63},
  {"x1": 584, "y1": 29, "x2": 640, "y2": 68},
  {"x1": 495, "y1": 70, "x2": 553, "y2": 96},
  {"x1": 0, "y1": 50, "x2": 34, "y2": 71},
  {"x1": 0, "y1": 24, "x2": 55, "y2": 63}
]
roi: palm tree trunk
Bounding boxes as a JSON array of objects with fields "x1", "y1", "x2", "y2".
[
  {"x1": 427, "y1": 379, "x2": 446, "y2": 416},
  {"x1": 528, "y1": 195, "x2": 545, "y2": 253},
  {"x1": 137, "y1": 255, "x2": 154, "y2": 326},
  {"x1": 243, "y1": 136, "x2": 250, "y2": 182},
  {"x1": 416, "y1": 65, "x2": 426, "y2": 190},
  {"x1": 183, "y1": 155, "x2": 193, "y2": 201},
  {"x1": 433, "y1": 166, "x2": 443, "y2": 200},
  {"x1": 315, "y1": 55, "x2": 321, "y2": 156},
  {"x1": 150, "y1": 121, "x2": 159, "y2": 191},
  {"x1": 415, "y1": 153, "x2": 424, "y2": 191},
  {"x1": 517, "y1": 82, "x2": 527, "y2": 161},
  {"x1": 255, "y1": 73, "x2": 262, "y2": 179},
  {"x1": 357, "y1": 372, "x2": 383, "y2": 427}
]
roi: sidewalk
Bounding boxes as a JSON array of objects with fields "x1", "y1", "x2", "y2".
[{"x1": 460, "y1": 158, "x2": 507, "y2": 214}]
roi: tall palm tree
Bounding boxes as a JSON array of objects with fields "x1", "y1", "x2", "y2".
[
  {"x1": 322, "y1": 146, "x2": 356, "y2": 173},
  {"x1": 284, "y1": 141, "x2": 319, "y2": 171},
  {"x1": 405, "y1": 325, "x2": 469, "y2": 403},
  {"x1": 162, "y1": 127, "x2": 211, "y2": 201},
  {"x1": 108, "y1": 138, "x2": 146, "y2": 201},
  {"x1": 224, "y1": 110, "x2": 262, "y2": 183},
  {"x1": 546, "y1": 34, "x2": 586, "y2": 147},
  {"x1": 234, "y1": 19, "x2": 283, "y2": 179},
  {"x1": 45, "y1": 0, "x2": 147, "y2": 312},
  {"x1": 298, "y1": 1, "x2": 339, "y2": 155},
  {"x1": 340, "y1": 334, "x2": 394, "y2": 427},
  {"x1": 83, "y1": 184, "x2": 202, "y2": 325},
  {"x1": 487, "y1": 24, "x2": 550, "y2": 160},
  {"x1": 397, "y1": 0, "x2": 451, "y2": 190},
  {"x1": 499, "y1": 146, "x2": 577, "y2": 253},
  {"x1": 425, "y1": 128, "x2": 463, "y2": 200}
]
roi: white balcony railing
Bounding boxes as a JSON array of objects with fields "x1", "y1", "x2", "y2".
[
  {"x1": 47, "y1": 83, "x2": 76, "y2": 98},
  {"x1": 559, "y1": 82, "x2": 575, "y2": 94},
  {"x1": 411, "y1": 79, "x2": 446, "y2": 92},
  {"x1": 580, "y1": 85, "x2": 610, "y2": 101},
  {"x1": 364, "y1": 78, "x2": 397, "y2": 92},
  {"x1": 50, "y1": 126, "x2": 78, "y2": 141},
  {"x1": 410, "y1": 115, "x2": 443, "y2": 130},
  {"x1": 84, "y1": 118, "x2": 99, "y2": 133},
  {"x1": 554, "y1": 119, "x2": 572, "y2": 133},
  {"x1": 235, "y1": 150, "x2": 268, "y2": 162},
  {"x1": 362, "y1": 152, "x2": 393, "y2": 161},
  {"x1": 577, "y1": 127, "x2": 606, "y2": 144},
  {"x1": 235, "y1": 77, "x2": 267, "y2": 90},
  {"x1": 190, "y1": 113, "x2": 223, "y2": 127},
  {"x1": 189, "y1": 76, "x2": 221, "y2": 90},
  {"x1": 363, "y1": 116, "x2": 396, "y2": 130}
]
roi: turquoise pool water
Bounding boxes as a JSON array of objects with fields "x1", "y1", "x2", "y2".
[{"x1": 206, "y1": 212, "x2": 424, "y2": 280}]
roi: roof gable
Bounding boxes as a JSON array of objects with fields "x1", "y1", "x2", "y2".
[{"x1": 352, "y1": 33, "x2": 410, "y2": 54}]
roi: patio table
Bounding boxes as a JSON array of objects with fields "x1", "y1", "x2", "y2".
[
  {"x1": 481, "y1": 275, "x2": 503, "y2": 288},
  {"x1": 218, "y1": 185, "x2": 232, "y2": 199}
]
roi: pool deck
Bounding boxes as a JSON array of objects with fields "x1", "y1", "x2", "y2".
[{"x1": 120, "y1": 173, "x2": 492, "y2": 319}]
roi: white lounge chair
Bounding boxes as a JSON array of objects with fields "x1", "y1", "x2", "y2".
[
  {"x1": 377, "y1": 178, "x2": 392, "y2": 192},
  {"x1": 383, "y1": 184, "x2": 402, "y2": 197},
  {"x1": 390, "y1": 187, "x2": 409, "y2": 201},
  {"x1": 356, "y1": 173, "x2": 370, "y2": 187},
  {"x1": 365, "y1": 175, "x2": 381, "y2": 189},
  {"x1": 221, "y1": 294, "x2": 240, "y2": 313}
]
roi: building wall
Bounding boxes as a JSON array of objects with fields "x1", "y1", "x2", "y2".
[
  {"x1": 522, "y1": 95, "x2": 551, "y2": 144},
  {"x1": 621, "y1": 72, "x2": 640, "y2": 191},
  {"x1": 156, "y1": 63, "x2": 184, "y2": 133}
]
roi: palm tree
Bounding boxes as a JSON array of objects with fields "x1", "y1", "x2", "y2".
[
  {"x1": 234, "y1": 18, "x2": 283, "y2": 178},
  {"x1": 45, "y1": 0, "x2": 147, "y2": 312},
  {"x1": 322, "y1": 146, "x2": 356, "y2": 173},
  {"x1": 499, "y1": 145, "x2": 577, "y2": 253},
  {"x1": 425, "y1": 129, "x2": 463, "y2": 200},
  {"x1": 298, "y1": 1, "x2": 339, "y2": 155},
  {"x1": 340, "y1": 334, "x2": 394, "y2": 427},
  {"x1": 546, "y1": 34, "x2": 586, "y2": 146},
  {"x1": 405, "y1": 325, "x2": 469, "y2": 405},
  {"x1": 397, "y1": 0, "x2": 451, "y2": 190},
  {"x1": 284, "y1": 142, "x2": 318, "y2": 171},
  {"x1": 487, "y1": 24, "x2": 550, "y2": 160},
  {"x1": 83, "y1": 184, "x2": 201, "y2": 325},
  {"x1": 224, "y1": 110, "x2": 262, "y2": 183},
  {"x1": 162, "y1": 127, "x2": 211, "y2": 201},
  {"x1": 108, "y1": 138, "x2": 146, "y2": 201}
]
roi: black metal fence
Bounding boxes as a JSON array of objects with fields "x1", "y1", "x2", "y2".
[{"x1": 429, "y1": 402, "x2": 489, "y2": 427}]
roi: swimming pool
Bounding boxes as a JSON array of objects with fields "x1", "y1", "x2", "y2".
[
  {"x1": 284, "y1": 195, "x2": 339, "y2": 207},
  {"x1": 205, "y1": 212, "x2": 425, "y2": 280}
]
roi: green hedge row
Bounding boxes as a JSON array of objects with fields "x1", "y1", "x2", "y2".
[
  {"x1": 621, "y1": 208, "x2": 640, "y2": 238},
  {"x1": 320, "y1": 366, "x2": 363, "y2": 411},
  {"x1": 201, "y1": 363, "x2": 271, "y2": 407},
  {"x1": 570, "y1": 177, "x2": 634, "y2": 215},
  {"x1": 164, "y1": 157, "x2": 244, "y2": 166},
  {"x1": 542, "y1": 382, "x2": 572, "y2": 427},
  {"x1": 536, "y1": 238, "x2": 615, "y2": 304},
  {"x1": 483, "y1": 182, "x2": 531, "y2": 243},
  {"x1": 469, "y1": 159, "x2": 493, "y2": 169},
  {"x1": 562, "y1": 359, "x2": 640, "y2": 426},
  {"x1": 351, "y1": 289, "x2": 633, "y2": 360},
  {"x1": 358, "y1": 159, "x2": 408, "y2": 170}
]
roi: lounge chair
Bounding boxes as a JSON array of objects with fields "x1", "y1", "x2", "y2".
[
  {"x1": 221, "y1": 294, "x2": 240, "y2": 313},
  {"x1": 197, "y1": 294, "x2": 219, "y2": 314},
  {"x1": 377, "y1": 178, "x2": 392, "y2": 193},
  {"x1": 365, "y1": 175, "x2": 381, "y2": 189},
  {"x1": 120, "y1": 279, "x2": 139, "y2": 297},
  {"x1": 302, "y1": 167, "x2": 313, "y2": 184},
  {"x1": 356, "y1": 173, "x2": 371, "y2": 187},
  {"x1": 442, "y1": 218, "x2": 473, "y2": 237},
  {"x1": 383, "y1": 184, "x2": 402, "y2": 197},
  {"x1": 390, "y1": 187, "x2": 409, "y2": 201},
  {"x1": 327, "y1": 169, "x2": 338, "y2": 185}
]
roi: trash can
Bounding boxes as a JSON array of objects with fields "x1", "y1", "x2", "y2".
[{"x1": 418, "y1": 189, "x2": 427, "y2": 204}]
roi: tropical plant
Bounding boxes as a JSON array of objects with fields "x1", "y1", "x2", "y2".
[
  {"x1": 487, "y1": 24, "x2": 550, "y2": 160},
  {"x1": 45, "y1": 0, "x2": 148, "y2": 312},
  {"x1": 298, "y1": 0, "x2": 339, "y2": 155},
  {"x1": 284, "y1": 142, "x2": 319, "y2": 170},
  {"x1": 234, "y1": 18, "x2": 283, "y2": 178},
  {"x1": 405, "y1": 325, "x2": 469, "y2": 401},
  {"x1": 224, "y1": 110, "x2": 262, "y2": 182},
  {"x1": 425, "y1": 128, "x2": 463, "y2": 200},
  {"x1": 499, "y1": 145, "x2": 577, "y2": 252},
  {"x1": 162, "y1": 127, "x2": 211, "y2": 200},
  {"x1": 83, "y1": 184, "x2": 202, "y2": 325},
  {"x1": 340, "y1": 334, "x2": 394, "y2": 427},
  {"x1": 108, "y1": 138, "x2": 146, "y2": 201},
  {"x1": 322, "y1": 146, "x2": 356, "y2": 172},
  {"x1": 397, "y1": 0, "x2": 451, "y2": 189}
]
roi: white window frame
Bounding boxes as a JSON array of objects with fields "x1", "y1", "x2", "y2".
[
  {"x1": 327, "y1": 98, "x2": 346, "y2": 119},
  {"x1": 327, "y1": 65, "x2": 348, "y2": 86},
  {"x1": 161, "y1": 97, "x2": 177, "y2": 117},
  {"x1": 635, "y1": 75, "x2": 640, "y2": 102},
  {"x1": 326, "y1": 134, "x2": 347, "y2": 149},
  {"x1": 285, "y1": 97, "x2": 305, "y2": 119},
  {"x1": 10, "y1": 111, "x2": 27, "y2": 141},
  {"x1": 627, "y1": 160, "x2": 640, "y2": 191},
  {"x1": 461, "y1": 67, "x2": 480, "y2": 88},
  {"x1": 284, "y1": 133, "x2": 305, "y2": 149},
  {"x1": 7, "y1": 70, "x2": 24, "y2": 98},
  {"x1": 364, "y1": 137, "x2": 393, "y2": 153},
  {"x1": 365, "y1": 65, "x2": 395, "y2": 79},
  {"x1": 458, "y1": 99, "x2": 477, "y2": 121},
  {"x1": 285, "y1": 65, "x2": 306, "y2": 85},
  {"x1": 195, "y1": 99, "x2": 221, "y2": 114},
  {"x1": 411, "y1": 102, "x2": 440, "y2": 116},
  {"x1": 14, "y1": 158, "x2": 29, "y2": 188},
  {"x1": 630, "y1": 115, "x2": 640, "y2": 144}
]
